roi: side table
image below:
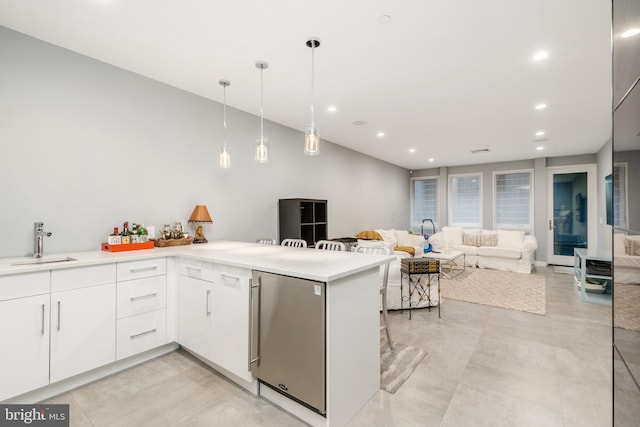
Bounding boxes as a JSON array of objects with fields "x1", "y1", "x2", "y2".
[
  {"x1": 400, "y1": 258, "x2": 441, "y2": 319},
  {"x1": 422, "y1": 250, "x2": 465, "y2": 279}
]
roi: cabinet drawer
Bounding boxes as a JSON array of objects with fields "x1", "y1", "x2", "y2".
[
  {"x1": 116, "y1": 309, "x2": 167, "y2": 360},
  {"x1": 214, "y1": 264, "x2": 252, "y2": 280},
  {"x1": 178, "y1": 259, "x2": 216, "y2": 282},
  {"x1": 117, "y1": 276, "x2": 167, "y2": 319},
  {"x1": 117, "y1": 258, "x2": 167, "y2": 281},
  {"x1": 51, "y1": 264, "x2": 116, "y2": 292},
  {"x1": 0, "y1": 271, "x2": 49, "y2": 301}
]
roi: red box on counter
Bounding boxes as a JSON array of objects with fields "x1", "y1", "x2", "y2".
[{"x1": 101, "y1": 241, "x2": 155, "y2": 252}]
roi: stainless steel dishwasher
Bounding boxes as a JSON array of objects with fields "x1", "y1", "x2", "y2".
[{"x1": 250, "y1": 270, "x2": 326, "y2": 415}]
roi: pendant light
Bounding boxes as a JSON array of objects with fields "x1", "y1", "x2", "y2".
[
  {"x1": 219, "y1": 79, "x2": 231, "y2": 168},
  {"x1": 255, "y1": 61, "x2": 269, "y2": 163},
  {"x1": 304, "y1": 37, "x2": 320, "y2": 155}
]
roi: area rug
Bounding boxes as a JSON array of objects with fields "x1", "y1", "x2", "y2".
[
  {"x1": 380, "y1": 343, "x2": 427, "y2": 393},
  {"x1": 440, "y1": 268, "x2": 546, "y2": 315},
  {"x1": 615, "y1": 283, "x2": 640, "y2": 331}
]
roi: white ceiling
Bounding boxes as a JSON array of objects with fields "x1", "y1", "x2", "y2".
[{"x1": 0, "y1": 0, "x2": 613, "y2": 170}]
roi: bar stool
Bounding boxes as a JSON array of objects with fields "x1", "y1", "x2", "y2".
[
  {"x1": 315, "y1": 240, "x2": 346, "y2": 251},
  {"x1": 355, "y1": 245, "x2": 394, "y2": 350},
  {"x1": 281, "y1": 238, "x2": 307, "y2": 248}
]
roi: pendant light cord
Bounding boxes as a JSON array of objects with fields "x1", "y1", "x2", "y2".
[
  {"x1": 310, "y1": 43, "x2": 315, "y2": 127},
  {"x1": 260, "y1": 68, "x2": 264, "y2": 140},
  {"x1": 223, "y1": 85, "x2": 227, "y2": 149}
]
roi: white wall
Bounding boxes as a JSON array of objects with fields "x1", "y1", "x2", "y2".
[{"x1": 0, "y1": 27, "x2": 409, "y2": 258}]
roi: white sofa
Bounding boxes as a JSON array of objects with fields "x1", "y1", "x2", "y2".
[
  {"x1": 355, "y1": 229, "x2": 439, "y2": 310},
  {"x1": 428, "y1": 226, "x2": 537, "y2": 274},
  {"x1": 614, "y1": 233, "x2": 640, "y2": 284}
]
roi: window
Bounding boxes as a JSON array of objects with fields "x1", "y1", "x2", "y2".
[
  {"x1": 613, "y1": 163, "x2": 628, "y2": 228},
  {"x1": 449, "y1": 173, "x2": 482, "y2": 227},
  {"x1": 494, "y1": 170, "x2": 533, "y2": 232},
  {"x1": 411, "y1": 177, "x2": 438, "y2": 231}
]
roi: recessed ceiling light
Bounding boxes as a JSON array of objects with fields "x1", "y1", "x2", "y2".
[
  {"x1": 621, "y1": 28, "x2": 640, "y2": 38},
  {"x1": 535, "y1": 103, "x2": 547, "y2": 110},
  {"x1": 352, "y1": 120, "x2": 367, "y2": 126},
  {"x1": 327, "y1": 106, "x2": 337, "y2": 113},
  {"x1": 409, "y1": 148, "x2": 416, "y2": 153},
  {"x1": 535, "y1": 131, "x2": 545, "y2": 136},
  {"x1": 536, "y1": 146, "x2": 544, "y2": 151},
  {"x1": 376, "y1": 131, "x2": 385, "y2": 137},
  {"x1": 533, "y1": 51, "x2": 549, "y2": 61},
  {"x1": 378, "y1": 15, "x2": 391, "y2": 25},
  {"x1": 428, "y1": 158, "x2": 435, "y2": 162}
]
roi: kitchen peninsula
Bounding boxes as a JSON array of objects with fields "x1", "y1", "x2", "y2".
[{"x1": 0, "y1": 241, "x2": 392, "y2": 427}]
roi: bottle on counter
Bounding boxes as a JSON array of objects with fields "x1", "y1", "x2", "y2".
[
  {"x1": 108, "y1": 227, "x2": 121, "y2": 245},
  {"x1": 121, "y1": 222, "x2": 131, "y2": 244}
]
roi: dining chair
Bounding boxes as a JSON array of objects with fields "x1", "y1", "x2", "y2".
[
  {"x1": 355, "y1": 245, "x2": 394, "y2": 350},
  {"x1": 256, "y1": 238, "x2": 276, "y2": 245},
  {"x1": 315, "y1": 240, "x2": 346, "y2": 251},
  {"x1": 281, "y1": 238, "x2": 307, "y2": 248}
]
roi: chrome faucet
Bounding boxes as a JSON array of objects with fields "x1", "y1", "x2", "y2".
[{"x1": 33, "y1": 222, "x2": 52, "y2": 258}]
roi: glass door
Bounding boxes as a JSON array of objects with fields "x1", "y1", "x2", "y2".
[{"x1": 547, "y1": 165, "x2": 597, "y2": 266}]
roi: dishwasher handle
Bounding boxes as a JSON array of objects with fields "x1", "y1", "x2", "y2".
[{"x1": 249, "y1": 275, "x2": 260, "y2": 372}]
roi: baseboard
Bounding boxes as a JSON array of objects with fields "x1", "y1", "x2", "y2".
[
  {"x1": 534, "y1": 260, "x2": 548, "y2": 267},
  {"x1": 5, "y1": 343, "x2": 178, "y2": 404}
]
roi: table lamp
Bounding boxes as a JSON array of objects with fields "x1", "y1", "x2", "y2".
[{"x1": 188, "y1": 205, "x2": 213, "y2": 244}]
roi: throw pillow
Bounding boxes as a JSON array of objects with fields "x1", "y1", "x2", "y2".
[
  {"x1": 394, "y1": 246, "x2": 416, "y2": 257},
  {"x1": 480, "y1": 230, "x2": 497, "y2": 247},
  {"x1": 462, "y1": 230, "x2": 482, "y2": 247},
  {"x1": 375, "y1": 229, "x2": 398, "y2": 246},
  {"x1": 393, "y1": 229, "x2": 413, "y2": 247},
  {"x1": 625, "y1": 237, "x2": 640, "y2": 256},
  {"x1": 497, "y1": 230, "x2": 525, "y2": 249},
  {"x1": 355, "y1": 230, "x2": 383, "y2": 240},
  {"x1": 442, "y1": 226, "x2": 463, "y2": 245}
]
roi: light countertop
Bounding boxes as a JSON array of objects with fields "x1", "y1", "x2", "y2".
[{"x1": 0, "y1": 241, "x2": 393, "y2": 282}]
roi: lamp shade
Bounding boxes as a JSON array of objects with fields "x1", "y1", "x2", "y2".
[{"x1": 188, "y1": 205, "x2": 213, "y2": 223}]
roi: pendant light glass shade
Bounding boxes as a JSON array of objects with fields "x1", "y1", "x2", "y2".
[
  {"x1": 255, "y1": 135, "x2": 268, "y2": 163},
  {"x1": 304, "y1": 126, "x2": 319, "y2": 155},
  {"x1": 304, "y1": 37, "x2": 320, "y2": 156},
  {"x1": 219, "y1": 146, "x2": 231, "y2": 168},
  {"x1": 219, "y1": 79, "x2": 231, "y2": 169},
  {"x1": 255, "y1": 61, "x2": 269, "y2": 163}
]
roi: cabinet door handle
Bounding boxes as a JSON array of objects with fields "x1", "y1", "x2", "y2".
[
  {"x1": 549, "y1": 220, "x2": 556, "y2": 230},
  {"x1": 206, "y1": 289, "x2": 211, "y2": 315},
  {"x1": 221, "y1": 273, "x2": 240, "y2": 281},
  {"x1": 41, "y1": 304, "x2": 45, "y2": 335},
  {"x1": 130, "y1": 292, "x2": 158, "y2": 301},
  {"x1": 57, "y1": 300, "x2": 61, "y2": 331},
  {"x1": 130, "y1": 266, "x2": 158, "y2": 273},
  {"x1": 249, "y1": 277, "x2": 260, "y2": 371},
  {"x1": 130, "y1": 328, "x2": 157, "y2": 339}
]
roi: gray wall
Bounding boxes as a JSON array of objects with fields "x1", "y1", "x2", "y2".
[
  {"x1": 0, "y1": 27, "x2": 409, "y2": 258},
  {"x1": 412, "y1": 155, "x2": 610, "y2": 264}
]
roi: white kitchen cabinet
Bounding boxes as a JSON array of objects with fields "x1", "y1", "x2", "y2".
[
  {"x1": 50, "y1": 265, "x2": 116, "y2": 383},
  {"x1": 210, "y1": 270, "x2": 251, "y2": 381},
  {"x1": 116, "y1": 309, "x2": 167, "y2": 360},
  {"x1": 178, "y1": 260, "x2": 252, "y2": 382},
  {"x1": 0, "y1": 271, "x2": 50, "y2": 401},
  {"x1": 178, "y1": 274, "x2": 215, "y2": 361},
  {"x1": 0, "y1": 293, "x2": 50, "y2": 401},
  {"x1": 116, "y1": 258, "x2": 168, "y2": 360}
]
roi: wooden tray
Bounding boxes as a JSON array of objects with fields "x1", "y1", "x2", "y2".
[
  {"x1": 101, "y1": 241, "x2": 155, "y2": 252},
  {"x1": 152, "y1": 237, "x2": 193, "y2": 247}
]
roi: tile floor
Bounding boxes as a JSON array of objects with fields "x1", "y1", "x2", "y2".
[{"x1": 46, "y1": 266, "x2": 612, "y2": 426}]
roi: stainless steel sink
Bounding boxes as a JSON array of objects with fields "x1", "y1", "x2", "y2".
[{"x1": 11, "y1": 256, "x2": 77, "y2": 266}]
